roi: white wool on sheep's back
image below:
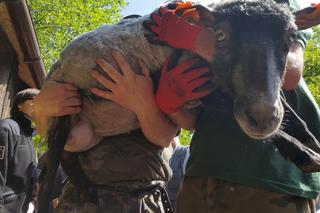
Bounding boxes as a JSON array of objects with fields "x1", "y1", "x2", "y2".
[
  {"x1": 48, "y1": 16, "x2": 175, "y2": 136},
  {"x1": 49, "y1": 16, "x2": 172, "y2": 89}
]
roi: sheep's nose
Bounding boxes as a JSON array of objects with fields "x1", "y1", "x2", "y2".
[{"x1": 245, "y1": 104, "x2": 280, "y2": 130}]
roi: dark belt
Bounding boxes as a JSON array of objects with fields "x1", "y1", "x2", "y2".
[
  {"x1": 0, "y1": 190, "x2": 16, "y2": 203},
  {"x1": 157, "y1": 185, "x2": 174, "y2": 213},
  {"x1": 128, "y1": 184, "x2": 173, "y2": 213},
  {"x1": 81, "y1": 182, "x2": 173, "y2": 213}
]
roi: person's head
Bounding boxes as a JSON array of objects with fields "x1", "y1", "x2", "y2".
[{"x1": 10, "y1": 88, "x2": 40, "y2": 121}]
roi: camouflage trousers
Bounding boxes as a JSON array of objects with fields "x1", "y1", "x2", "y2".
[
  {"x1": 176, "y1": 176, "x2": 316, "y2": 213},
  {"x1": 54, "y1": 181, "x2": 173, "y2": 213}
]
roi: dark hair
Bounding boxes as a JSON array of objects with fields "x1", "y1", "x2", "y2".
[{"x1": 10, "y1": 88, "x2": 40, "y2": 119}]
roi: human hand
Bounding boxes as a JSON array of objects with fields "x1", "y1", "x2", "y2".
[
  {"x1": 90, "y1": 50, "x2": 155, "y2": 115},
  {"x1": 34, "y1": 81, "x2": 81, "y2": 117},
  {"x1": 144, "y1": 2, "x2": 202, "y2": 53},
  {"x1": 156, "y1": 52, "x2": 212, "y2": 114},
  {"x1": 33, "y1": 81, "x2": 81, "y2": 136}
]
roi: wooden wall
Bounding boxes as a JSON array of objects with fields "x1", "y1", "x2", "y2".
[{"x1": 0, "y1": 28, "x2": 19, "y2": 118}]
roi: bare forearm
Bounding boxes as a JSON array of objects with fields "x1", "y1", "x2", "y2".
[
  {"x1": 33, "y1": 113, "x2": 50, "y2": 137},
  {"x1": 282, "y1": 42, "x2": 304, "y2": 91},
  {"x1": 136, "y1": 104, "x2": 178, "y2": 148},
  {"x1": 195, "y1": 29, "x2": 215, "y2": 62}
]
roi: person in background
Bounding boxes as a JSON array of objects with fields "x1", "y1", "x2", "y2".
[
  {"x1": 166, "y1": 136, "x2": 190, "y2": 210},
  {"x1": 0, "y1": 89, "x2": 39, "y2": 213}
]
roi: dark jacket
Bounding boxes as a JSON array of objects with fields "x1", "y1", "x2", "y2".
[{"x1": 0, "y1": 115, "x2": 37, "y2": 213}]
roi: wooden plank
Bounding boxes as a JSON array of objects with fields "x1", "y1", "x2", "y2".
[{"x1": 0, "y1": 28, "x2": 18, "y2": 119}]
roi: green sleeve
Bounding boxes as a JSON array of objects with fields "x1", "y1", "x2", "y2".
[{"x1": 284, "y1": 79, "x2": 320, "y2": 140}]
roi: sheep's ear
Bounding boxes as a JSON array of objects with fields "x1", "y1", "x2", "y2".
[
  {"x1": 194, "y1": 4, "x2": 215, "y2": 28},
  {"x1": 293, "y1": 4, "x2": 320, "y2": 30}
]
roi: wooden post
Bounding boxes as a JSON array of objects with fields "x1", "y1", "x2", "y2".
[{"x1": 0, "y1": 29, "x2": 18, "y2": 119}]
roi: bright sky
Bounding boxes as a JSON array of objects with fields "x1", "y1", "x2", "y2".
[
  {"x1": 121, "y1": 0, "x2": 318, "y2": 17},
  {"x1": 299, "y1": 0, "x2": 319, "y2": 7},
  {"x1": 121, "y1": 0, "x2": 165, "y2": 17}
]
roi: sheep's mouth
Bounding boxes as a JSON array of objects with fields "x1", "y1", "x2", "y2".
[
  {"x1": 244, "y1": 132, "x2": 274, "y2": 140},
  {"x1": 235, "y1": 115, "x2": 282, "y2": 140},
  {"x1": 235, "y1": 116, "x2": 281, "y2": 139}
]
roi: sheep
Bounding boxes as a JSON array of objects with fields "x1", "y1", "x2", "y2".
[{"x1": 38, "y1": 0, "x2": 320, "y2": 212}]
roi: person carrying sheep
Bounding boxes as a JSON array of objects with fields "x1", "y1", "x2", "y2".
[
  {"x1": 33, "y1": 52, "x2": 211, "y2": 212},
  {"x1": 33, "y1": 0, "x2": 320, "y2": 212},
  {"x1": 145, "y1": 0, "x2": 320, "y2": 212}
]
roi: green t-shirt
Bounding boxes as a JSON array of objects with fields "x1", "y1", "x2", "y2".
[{"x1": 186, "y1": 0, "x2": 319, "y2": 199}]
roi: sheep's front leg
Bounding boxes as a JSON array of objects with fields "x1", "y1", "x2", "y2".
[{"x1": 64, "y1": 116, "x2": 102, "y2": 152}]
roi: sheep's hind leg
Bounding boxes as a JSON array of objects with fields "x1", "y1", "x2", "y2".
[{"x1": 64, "y1": 117, "x2": 102, "y2": 152}]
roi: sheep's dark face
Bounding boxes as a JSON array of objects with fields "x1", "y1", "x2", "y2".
[{"x1": 207, "y1": 0, "x2": 297, "y2": 139}]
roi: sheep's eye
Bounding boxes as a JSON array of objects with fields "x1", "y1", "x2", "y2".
[{"x1": 215, "y1": 29, "x2": 226, "y2": 41}]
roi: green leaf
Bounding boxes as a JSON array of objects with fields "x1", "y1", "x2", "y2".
[
  {"x1": 28, "y1": 0, "x2": 127, "y2": 71},
  {"x1": 304, "y1": 28, "x2": 320, "y2": 106},
  {"x1": 28, "y1": 0, "x2": 127, "y2": 155}
]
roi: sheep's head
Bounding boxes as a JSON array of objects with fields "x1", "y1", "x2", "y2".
[{"x1": 199, "y1": 0, "x2": 297, "y2": 139}]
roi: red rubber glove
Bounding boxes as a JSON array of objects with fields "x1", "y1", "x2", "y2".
[
  {"x1": 156, "y1": 53, "x2": 212, "y2": 114},
  {"x1": 144, "y1": 2, "x2": 202, "y2": 53},
  {"x1": 294, "y1": 3, "x2": 320, "y2": 30}
]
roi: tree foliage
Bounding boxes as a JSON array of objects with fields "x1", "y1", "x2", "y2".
[
  {"x1": 32, "y1": 134, "x2": 46, "y2": 157},
  {"x1": 28, "y1": 0, "x2": 126, "y2": 71},
  {"x1": 304, "y1": 27, "x2": 320, "y2": 105},
  {"x1": 179, "y1": 130, "x2": 193, "y2": 146},
  {"x1": 27, "y1": 0, "x2": 126, "y2": 152}
]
